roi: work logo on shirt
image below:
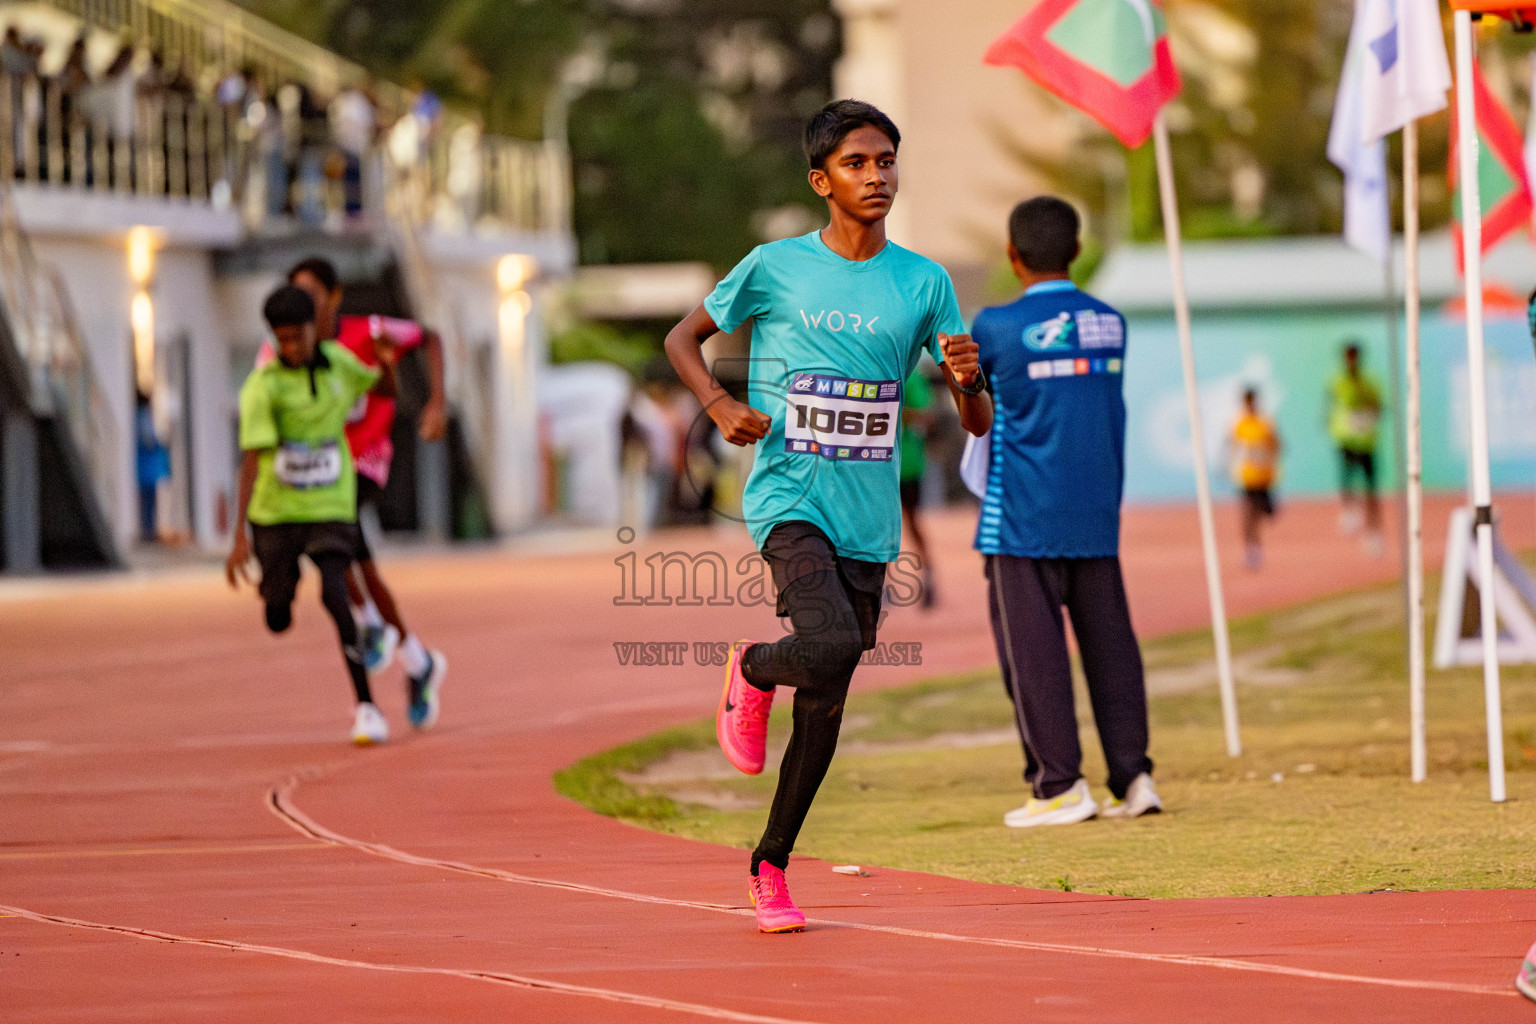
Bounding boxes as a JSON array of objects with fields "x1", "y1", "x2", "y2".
[
  {"x1": 1023, "y1": 312, "x2": 1076, "y2": 352},
  {"x1": 784, "y1": 372, "x2": 897, "y2": 461}
]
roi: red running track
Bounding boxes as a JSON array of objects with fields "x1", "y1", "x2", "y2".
[{"x1": 2, "y1": 495, "x2": 1534, "y2": 1021}]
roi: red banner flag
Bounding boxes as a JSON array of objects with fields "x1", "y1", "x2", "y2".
[
  {"x1": 984, "y1": 0, "x2": 1182, "y2": 148},
  {"x1": 1449, "y1": 61, "x2": 1533, "y2": 271}
]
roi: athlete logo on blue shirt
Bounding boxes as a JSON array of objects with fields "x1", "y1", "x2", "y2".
[{"x1": 1023, "y1": 312, "x2": 1077, "y2": 352}]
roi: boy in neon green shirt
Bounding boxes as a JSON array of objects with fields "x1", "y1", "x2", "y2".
[
  {"x1": 226, "y1": 285, "x2": 400, "y2": 745},
  {"x1": 1327, "y1": 341, "x2": 1383, "y2": 552}
]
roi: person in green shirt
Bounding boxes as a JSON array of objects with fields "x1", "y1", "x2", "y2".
[
  {"x1": 226, "y1": 285, "x2": 400, "y2": 745},
  {"x1": 1327, "y1": 341, "x2": 1384, "y2": 554},
  {"x1": 899, "y1": 366, "x2": 937, "y2": 608}
]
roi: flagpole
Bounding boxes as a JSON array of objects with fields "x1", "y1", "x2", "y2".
[
  {"x1": 1452, "y1": 9, "x2": 1506, "y2": 803},
  {"x1": 1151, "y1": 110, "x2": 1241, "y2": 758},
  {"x1": 1381, "y1": 241, "x2": 1411, "y2": 696},
  {"x1": 1403, "y1": 119, "x2": 1428, "y2": 783}
]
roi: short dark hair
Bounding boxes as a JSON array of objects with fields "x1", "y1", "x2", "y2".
[
  {"x1": 803, "y1": 99, "x2": 900, "y2": 170},
  {"x1": 263, "y1": 284, "x2": 316, "y2": 328},
  {"x1": 288, "y1": 255, "x2": 340, "y2": 293},
  {"x1": 1009, "y1": 196, "x2": 1080, "y2": 273},
  {"x1": 1344, "y1": 341, "x2": 1362, "y2": 358},
  {"x1": 1243, "y1": 387, "x2": 1258, "y2": 404}
]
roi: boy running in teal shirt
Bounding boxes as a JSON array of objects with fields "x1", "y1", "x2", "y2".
[
  {"x1": 226, "y1": 285, "x2": 405, "y2": 745},
  {"x1": 665, "y1": 100, "x2": 991, "y2": 933}
]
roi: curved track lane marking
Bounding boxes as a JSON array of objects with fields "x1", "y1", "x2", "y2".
[
  {"x1": 0, "y1": 903, "x2": 827, "y2": 1024},
  {"x1": 269, "y1": 776, "x2": 1516, "y2": 999}
]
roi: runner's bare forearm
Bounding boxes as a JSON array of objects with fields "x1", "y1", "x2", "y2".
[
  {"x1": 665, "y1": 305, "x2": 770, "y2": 445},
  {"x1": 422, "y1": 330, "x2": 446, "y2": 406},
  {"x1": 942, "y1": 363, "x2": 993, "y2": 436},
  {"x1": 370, "y1": 359, "x2": 399, "y2": 399},
  {"x1": 232, "y1": 449, "x2": 260, "y2": 539},
  {"x1": 664, "y1": 305, "x2": 730, "y2": 408}
]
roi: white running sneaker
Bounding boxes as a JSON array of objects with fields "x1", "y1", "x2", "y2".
[
  {"x1": 1003, "y1": 778, "x2": 1097, "y2": 828},
  {"x1": 350, "y1": 702, "x2": 389, "y2": 746},
  {"x1": 1100, "y1": 773, "x2": 1163, "y2": 819}
]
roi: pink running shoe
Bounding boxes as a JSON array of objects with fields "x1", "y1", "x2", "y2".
[
  {"x1": 717, "y1": 639, "x2": 772, "y2": 774},
  {"x1": 1518, "y1": 940, "x2": 1536, "y2": 1002},
  {"x1": 750, "y1": 864, "x2": 805, "y2": 933}
]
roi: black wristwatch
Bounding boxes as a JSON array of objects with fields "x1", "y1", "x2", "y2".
[{"x1": 956, "y1": 367, "x2": 988, "y2": 396}]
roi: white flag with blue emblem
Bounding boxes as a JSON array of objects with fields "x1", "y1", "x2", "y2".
[
  {"x1": 1358, "y1": 0, "x2": 1451, "y2": 143},
  {"x1": 1329, "y1": 0, "x2": 1392, "y2": 264}
]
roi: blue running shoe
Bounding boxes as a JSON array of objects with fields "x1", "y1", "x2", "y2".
[
  {"x1": 407, "y1": 651, "x2": 447, "y2": 730},
  {"x1": 363, "y1": 623, "x2": 399, "y2": 676}
]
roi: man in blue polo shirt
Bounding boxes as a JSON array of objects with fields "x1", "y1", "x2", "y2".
[{"x1": 973, "y1": 196, "x2": 1159, "y2": 828}]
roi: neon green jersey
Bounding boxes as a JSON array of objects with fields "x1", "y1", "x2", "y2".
[
  {"x1": 238, "y1": 341, "x2": 380, "y2": 525},
  {"x1": 898, "y1": 369, "x2": 933, "y2": 483},
  {"x1": 1328, "y1": 372, "x2": 1382, "y2": 453}
]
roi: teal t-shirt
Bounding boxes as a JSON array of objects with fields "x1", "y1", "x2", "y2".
[{"x1": 704, "y1": 230, "x2": 964, "y2": 562}]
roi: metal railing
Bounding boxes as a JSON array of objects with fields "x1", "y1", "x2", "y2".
[
  {"x1": 49, "y1": 0, "x2": 391, "y2": 113},
  {"x1": 0, "y1": 178, "x2": 120, "y2": 535},
  {"x1": 0, "y1": 71, "x2": 569, "y2": 234},
  {"x1": 11, "y1": 0, "x2": 572, "y2": 234}
]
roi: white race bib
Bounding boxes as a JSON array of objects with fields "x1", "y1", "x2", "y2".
[
  {"x1": 783, "y1": 373, "x2": 899, "y2": 462},
  {"x1": 274, "y1": 440, "x2": 343, "y2": 489},
  {"x1": 1347, "y1": 409, "x2": 1379, "y2": 437}
]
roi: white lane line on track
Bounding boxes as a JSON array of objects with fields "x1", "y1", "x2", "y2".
[
  {"x1": 0, "y1": 842, "x2": 325, "y2": 861},
  {"x1": 0, "y1": 902, "x2": 828, "y2": 1024},
  {"x1": 268, "y1": 776, "x2": 1516, "y2": 999}
]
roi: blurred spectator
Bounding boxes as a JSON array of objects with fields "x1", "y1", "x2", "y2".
[
  {"x1": 135, "y1": 389, "x2": 170, "y2": 543},
  {"x1": 1228, "y1": 386, "x2": 1280, "y2": 570},
  {"x1": 296, "y1": 83, "x2": 330, "y2": 224},
  {"x1": 443, "y1": 120, "x2": 481, "y2": 229},
  {"x1": 0, "y1": 27, "x2": 33, "y2": 76},
  {"x1": 330, "y1": 83, "x2": 374, "y2": 217},
  {"x1": 137, "y1": 48, "x2": 167, "y2": 97},
  {"x1": 97, "y1": 44, "x2": 136, "y2": 124},
  {"x1": 1327, "y1": 341, "x2": 1384, "y2": 556},
  {"x1": 216, "y1": 64, "x2": 252, "y2": 108},
  {"x1": 629, "y1": 380, "x2": 686, "y2": 528},
  {"x1": 899, "y1": 367, "x2": 937, "y2": 608}
]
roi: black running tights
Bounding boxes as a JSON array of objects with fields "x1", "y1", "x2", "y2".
[
  {"x1": 265, "y1": 551, "x2": 372, "y2": 705},
  {"x1": 742, "y1": 522, "x2": 883, "y2": 875}
]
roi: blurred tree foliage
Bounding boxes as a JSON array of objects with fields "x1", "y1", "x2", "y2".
[
  {"x1": 237, "y1": 0, "x2": 839, "y2": 272},
  {"x1": 570, "y1": 1, "x2": 839, "y2": 271}
]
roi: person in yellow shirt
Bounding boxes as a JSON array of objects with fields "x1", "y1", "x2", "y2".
[{"x1": 1230, "y1": 387, "x2": 1281, "y2": 570}]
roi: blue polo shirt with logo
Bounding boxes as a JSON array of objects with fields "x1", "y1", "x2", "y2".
[
  {"x1": 973, "y1": 280, "x2": 1128, "y2": 558},
  {"x1": 705, "y1": 230, "x2": 963, "y2": 562}
]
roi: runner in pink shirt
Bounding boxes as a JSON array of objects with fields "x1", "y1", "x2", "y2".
[{"x1": 283, "y1": 256, "x2": 449, "y2": 731}]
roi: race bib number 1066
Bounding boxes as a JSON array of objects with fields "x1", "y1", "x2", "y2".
[{"x1": 783, "y1": 373, "x2": 900, "y2": 462}]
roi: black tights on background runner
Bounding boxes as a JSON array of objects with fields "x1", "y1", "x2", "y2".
[
  {"x1": 741, "y1": 521, "x2": 884, "y2": 875},
  {"x1": 254, "y1": 523, "x2": 372, "y2": 704}
]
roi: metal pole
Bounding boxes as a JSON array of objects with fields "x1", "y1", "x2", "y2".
[
  {"x1": 1403, "y1": 120, "x2": 1428, "y2": 783},
  {"x1": 1452, "y1": 11, "x2": 1506, "y2": 802},
  {"x1": 1152, "y1": 111, "x2": 1241, "y2": 757}
]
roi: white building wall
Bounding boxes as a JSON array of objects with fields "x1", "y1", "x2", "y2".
[
  {"x1": 422, "y1": 232, "x2": 573, "y2": 536},
  {"x1": 34, "y1": 236, "x2": 236, "y2": 553}
]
